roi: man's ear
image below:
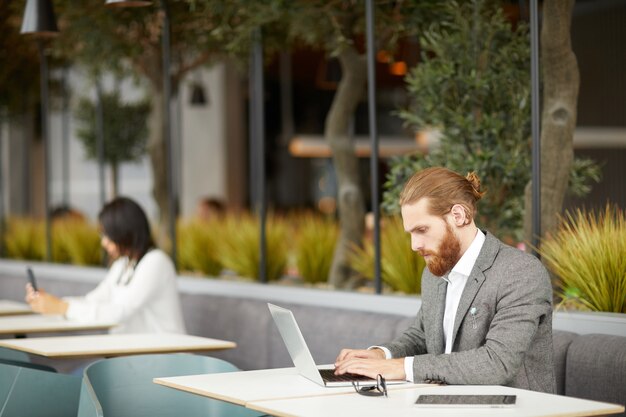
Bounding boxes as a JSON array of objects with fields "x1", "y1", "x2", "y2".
[{"x1": 450, "y1": 204, "x2": 468, "y2": 226}]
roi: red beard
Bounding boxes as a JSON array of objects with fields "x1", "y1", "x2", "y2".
[{"x1": 419, "y1": 223, "x2": 461, "y2": 277}]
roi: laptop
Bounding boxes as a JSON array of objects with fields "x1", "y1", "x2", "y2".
[{"x1": 268, "y1": 303, "x2": 406, "y2": 387}]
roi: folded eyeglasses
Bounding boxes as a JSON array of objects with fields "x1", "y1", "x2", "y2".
[{"x1": 352, "y1": 374, "x2": 387, "y2": 397}]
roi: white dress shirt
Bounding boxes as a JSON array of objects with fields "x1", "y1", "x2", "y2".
[
  {"x1": 65, "y1": 249, "x2": 187, "y2": 334},
  {"x1": 374, "y1": 229, "x2": 485, "y2": 381}
]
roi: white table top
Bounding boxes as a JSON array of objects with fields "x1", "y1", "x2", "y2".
[
  {"x1": 154, "y1": 367, "x2": 423, "y2": 405},
  {"x1": 247, "y1": 384, "x2": 625, "y2": 417},
  {"x1": 0, "y1": 314, "x2": 116, "y2": 335},
  {"x1": 0, "y1": 300, "x2": 33, "y2": 316},
  {"x1": 0, "y1": 332, "x2": 236, "y2": 358}
]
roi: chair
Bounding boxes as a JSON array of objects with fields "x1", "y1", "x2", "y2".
[
  {"x1": 0, "y1": 346, "x2": 30, "y2": 363},
  {"x1": 0, "y1": 345, "x2": 57, "y2": 372},
  {"x1": 84, "y1": 353, "x2": 263, "y2": 417},
  {"x1": 77, "y1": 378, "x2": 104, "y2": 417},
  {"x1": 0, "y1": 362, "x2": 80, "y2": 417}
]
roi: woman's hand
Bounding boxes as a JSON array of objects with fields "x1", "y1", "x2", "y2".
[{"x1": 25, "y1": 284, "x2": 69, "y2": 315}]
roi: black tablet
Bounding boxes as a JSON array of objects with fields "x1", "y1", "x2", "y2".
[{"x1": 415, "y1": 394, "x2": 517, "y2": 408}]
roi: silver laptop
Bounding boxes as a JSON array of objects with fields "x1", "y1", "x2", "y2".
[{"x1": 268, "y1": 303, "x2": 405, "y2": 387}]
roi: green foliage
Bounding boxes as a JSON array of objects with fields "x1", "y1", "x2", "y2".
[
  {"x1": 0, "y1": 1, "x2": 40, "y2": 114},
  {"x1": 74, "y1": 90, "x2": 150, "y2": 166},
  {"x1": 293, "y1": 214, "x2": 338, "y2": 284},
  {"x1": 177, "y1": 219, "x2": 224, "y2": 276},
  {"x1": 350, "y1": 216, "x2": 425, "y2": 294},
  {"x1": 538, "y1": 205, "x2": 626, "y2": 313},
  {"x1": 568, "y1": 157, "x2": 602, "y2": 198},
  {"x1": 383, "y1": 0, "x2": 599, "y2": 242},
  {"x1": 385, "y1": 0, "x2": 532, "y2": 242},
  {"x1": 53, "y1": 219, "x2": 102, "y2": 266},
  {"x1": 4, "y1": 218, "x2": 45, "y2": 261},
  {"x1": 189, "y1": 1, "x2": 445, "y2": 71},
  {"x1": 218, "y1": 214, "x2": 289, "y2": 282}
]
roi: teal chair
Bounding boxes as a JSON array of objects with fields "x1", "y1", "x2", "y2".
[
  {"x1": 84, "y1": 353, "x2": 264, "y2": 417},
  {"x1": 0, "y1": 362, "x2": 80, "y2": 417},
  {"x1": 0, "y1": 346, "x2": 57, "y2": 372},
  {"x1": 0, "y1": 346, "x2": 30, "y2": 362},
  {"x1": 77, "y1": 378, "x2": 104, "y2": 417}
]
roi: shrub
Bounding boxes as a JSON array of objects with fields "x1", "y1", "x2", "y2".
[
  {"x1": 177, "y1": 219, "x2": 224, "y2": 276},
  {"x1": 293, "y1": 214, "x2": 338, "y2": 284},
  {"x1": 350, "y1": 216, "x2": 426, "y2": 294},
  {"x1": 52, "y1": 219, "x2": 102, "y2": 266},
  {"x1": 218, "y1": 214, "x2": 289, "y2": 282},
  {"x1": 539, "y1": 205, "x2": 626, "y2": 313},
  {"x1": 4, "y1": 217, "x2": 45, "y2": 260}
]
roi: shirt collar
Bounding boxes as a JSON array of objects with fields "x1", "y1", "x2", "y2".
[{"x1": 450, "y1": 229, "x2": 486, "y2": 277}]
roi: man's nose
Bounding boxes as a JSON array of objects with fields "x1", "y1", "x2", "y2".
[{"x1": 411, "y1": 235, "x2": 423, "y2": 252}]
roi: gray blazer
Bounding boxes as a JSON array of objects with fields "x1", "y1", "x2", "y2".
[{"x1": 382, "y1": 231, "x2": 556, "y2": 393}]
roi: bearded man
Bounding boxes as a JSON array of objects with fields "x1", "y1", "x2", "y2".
[{"x1": 335, "y1": 167, "x2": 556, "y2": 393}]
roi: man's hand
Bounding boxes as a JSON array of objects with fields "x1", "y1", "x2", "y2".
[
  {"x1": 335, "y1": 356, "x2": 406, "y2": 381},
  {"x1": 335, "y1": 348, "x2": 385, "y2": 364},
  {"x1": 25, "y1": 284, "x2": 69, "y2": 315}
]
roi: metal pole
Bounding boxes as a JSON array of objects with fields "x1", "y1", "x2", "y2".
[
  {"x1": 249, "y1": 28, "x2": 267, "y2": 283},
  {"x1": 38, "y1": 40, "x2": 52, "y2": 261},
  {"x1": 530, "y1": 0, "x2": 541, "y2": 256},
  {"x1": 61, "y1": 66, "x2": 70, "y2": 205},
  {"x1": 365, "y1": 0, "x2": 382, "y2": 293},
  {"x1": 0, "y1": 110, "x2": 5, "y2": 257},
  {"x1": 160, "y1": 0, "x2": 177, "y2": 267},
  {"x1": 95, "y1": 76, "x2": 106, "y2": 207},
  {"x1": 279, "y1": 52, "x2": 294, "y2": 145}
]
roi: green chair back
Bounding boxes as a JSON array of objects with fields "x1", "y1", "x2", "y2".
[
  {"x1": 0, "y1": 346, "x2": 30, "y2": 363},
  {"x1": 77, "y1": 378, "x2": 104, "y2": 417},
  {"x1": 84, "y1": 353, "x2": 262, "y2": 417},
  {"x1": 0, "y1": 362, "x2": 80, "y2": 417},
  {"x1": 0, "y1": 358, "x2": 57, "y2": 372}
]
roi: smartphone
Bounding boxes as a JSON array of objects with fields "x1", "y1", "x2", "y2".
[
  {"x1": 26, "y1": 267, "x2": 38, "y2": 292},
  {"x1": 415, "y1": 394, "x2": 516, "y2": 408}
]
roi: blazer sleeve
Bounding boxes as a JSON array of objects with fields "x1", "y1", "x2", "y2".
[{"x1": 411, "y1": 257, "x2": 552, "y2": 385}]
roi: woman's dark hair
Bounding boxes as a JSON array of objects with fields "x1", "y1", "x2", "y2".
[{"x1": 98, "y1": 197, "x2": 154, "y2": 261}]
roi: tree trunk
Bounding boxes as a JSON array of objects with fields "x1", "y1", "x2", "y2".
[
  {"x1": 147, "y1": 88, "x2": 171, "y2": 249},
  {"x1": 326, "y1": 46, "x2": 367, "y2": 288},
  {"x1": 524, "y1": 0, "x2": 579, "y2": 246},
  {"x1": 110, "y1": 162, "x2": 119, "y2": 198}
]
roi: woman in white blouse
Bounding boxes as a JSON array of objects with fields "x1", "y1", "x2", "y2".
[{"x1": 26, "y1": 197, "x2": 186, "y2": 334}]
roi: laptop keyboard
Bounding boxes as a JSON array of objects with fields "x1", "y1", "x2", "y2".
[{"x1": 319, "y1": 368, "x2": 375, "y2": 383}]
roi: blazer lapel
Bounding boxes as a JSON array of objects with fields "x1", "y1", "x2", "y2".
[
  {"x1": 432, "y1": 279, "x2": 447, "y2": 354},
  {"x1": 450, "y1": 231, "x2": 499, "y2": 346},
  {"x1": 451, "y1": 269, "x2": 485, "y2": 344}
]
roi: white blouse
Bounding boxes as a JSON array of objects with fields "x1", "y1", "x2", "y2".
[{"x1": 65, "y1": 249, "x2": 187, "y2": 334}]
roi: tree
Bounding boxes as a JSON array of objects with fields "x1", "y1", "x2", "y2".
[
  {"x1": 384, "y1": 0, "x2": 532, "y2": 242},
  {"x1": 522, "y1": 0, "x2": 599, "y2": 244},
  {"x1": 74, "y1": 90, "x2": 151, "y2": 197},
  {"x1": 383, "y1": 0, "x2": 599, "y2": 244},
  {"x1": 198, "y1": 0, "x2": 442, "y2": 287},
  {"x1": 48, "y1": 0, "x2": 223, "y2": 245},
  {"x1": 0, "y1": 2, "x2": 40, "y2": 116}
]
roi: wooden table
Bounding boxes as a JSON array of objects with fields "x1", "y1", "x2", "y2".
[
  {"x1": 154, "y1": 368, "x2": 624, "y2": 417},
  {"x1": 0, "y1": 333, "x2": 236, "y2": 359},
  {"x1": 0, "y1": 314, "x2": 116, "y2": 336},
  {"x1": 0, "y1": 300, "x2": 33, "y2": 316}
]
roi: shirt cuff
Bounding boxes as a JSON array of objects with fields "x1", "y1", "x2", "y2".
[
  {"x1": 368, "y1": 345, "x2": 392, "y2": 359},
  {"x1": 404, "y1": 356, "x2": 415, "y2": 382}
]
